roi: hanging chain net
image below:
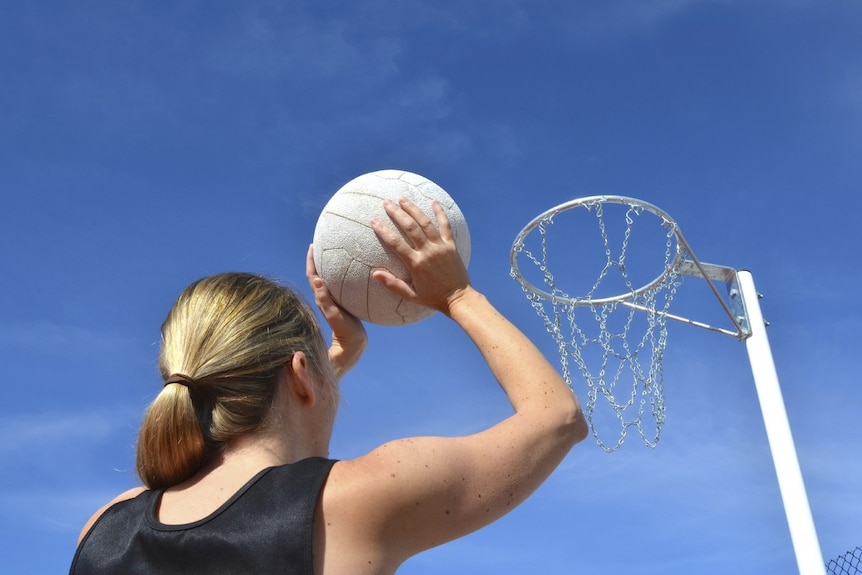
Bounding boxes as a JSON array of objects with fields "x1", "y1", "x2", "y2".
[{"x1": 511, "y1": 201, "x2": 686, "y2": 452}]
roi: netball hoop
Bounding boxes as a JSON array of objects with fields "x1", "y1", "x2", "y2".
[{"x1": 510, "y1": 195, "x2": 825, "y2": 575}]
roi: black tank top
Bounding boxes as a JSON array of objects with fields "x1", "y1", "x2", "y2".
[{"x1": 70, "y1": 457, "x2": 337, "y2": 575}]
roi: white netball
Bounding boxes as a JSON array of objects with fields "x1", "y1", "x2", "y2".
[{"x1": 312, "y1": 170, "x2": 471, "y2": 326}]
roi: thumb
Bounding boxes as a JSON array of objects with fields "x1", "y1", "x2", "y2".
[{"x1": 371, "y1": 269, "x2": 417, "y2": 301}]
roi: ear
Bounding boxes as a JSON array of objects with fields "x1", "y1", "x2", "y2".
[{"x1": 287, "y1": 351, "x2": 316, "y2": 408}]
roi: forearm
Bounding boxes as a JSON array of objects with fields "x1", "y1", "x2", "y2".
[{"x1": 446, "y1": 286, "x2": 585, "y2": 426}]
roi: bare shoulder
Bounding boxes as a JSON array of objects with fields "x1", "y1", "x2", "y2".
[
  {"x1": 319, "y1": 435, "x2": 504, "y2": 565},
  {"x1": 319, "y1": 409, "x2": 580, "y2": 568},
  {"x1": 77, "y1": 486, "x2": 147, "y2": 545},
  {"x1": 318, "y1": 442, "x2": 451, "y2": 574}
]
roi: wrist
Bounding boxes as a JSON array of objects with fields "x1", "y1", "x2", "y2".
[
  {"x1": 444, "y1": 286, "x2": 486, "y2": 320},
  {"x1": 329, "y1": 337, "x2": 367, "y2": 379}
]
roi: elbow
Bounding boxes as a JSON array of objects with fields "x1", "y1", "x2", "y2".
[
  {"x1": 561, "y1": 405, "x2": 590, "y2": 446},
  {"x1": 571, "y1": 408, "x2": 590, "y2": 444},
  {"x1": 548, "y1": 382, "x2": 589, "y2": 447},
  {"x1": 553, "y1": 393, "x2": 589, "y2": 447},
  {"x1": 540, "y1": 388, "x2": 590, "y2": 450}
]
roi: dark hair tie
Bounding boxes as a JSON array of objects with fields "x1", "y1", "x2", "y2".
[{"x1": 164, "y1": 373, "x2": 197, "y2": 389}]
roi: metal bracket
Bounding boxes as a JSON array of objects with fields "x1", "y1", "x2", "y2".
[{"x1": 676, "y1": 260, "x2": 752, "y2": 340}]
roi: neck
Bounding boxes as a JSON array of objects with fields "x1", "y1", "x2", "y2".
[
  {"x1": 202, "y1": 385, "x2": 334, "y2": 480},
  {"x1": 219, "y1": 425, "x2": 326, "y2": 470}
]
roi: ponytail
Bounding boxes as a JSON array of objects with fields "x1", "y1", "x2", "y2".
[{"x1": 136, "y1": 383, "x2": 207, "y2": 489}]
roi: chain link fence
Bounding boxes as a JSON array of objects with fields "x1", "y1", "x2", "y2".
[{"x1": 827, "y1": 547, "x2": 861, "y2": 575}]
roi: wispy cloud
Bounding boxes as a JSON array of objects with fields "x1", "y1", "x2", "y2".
[
  {"x1": 0, "y1": 412, "x2": 116, "y2": 455},
  {"x1": 205, "y1": 4, "x2": 402, "y2": 90},
  {"x1": 0, "y1": 488, "x2": 112, "y2": 532},
  {"x1": 0, "y1": 320, "x2": 143, "y2": 363},
  {"x1": 0, "y1": 405, "x2": 141, "y2": 484},
  {"x1": 206, "y1": 3, "x2": 539, "y2": 183}
]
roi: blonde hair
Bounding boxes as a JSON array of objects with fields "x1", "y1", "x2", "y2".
[{"x1": 136, "y1": 272, "x2": 336, "y2": 489}]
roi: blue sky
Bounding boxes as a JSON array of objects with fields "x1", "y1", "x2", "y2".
[{"x1": 2, "y1": 1, "x2": 860, "y2": 573}]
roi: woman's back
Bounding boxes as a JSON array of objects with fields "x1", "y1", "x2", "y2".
[{"x1": 71, "y1": 459, "x2": 335, "y2": 575}]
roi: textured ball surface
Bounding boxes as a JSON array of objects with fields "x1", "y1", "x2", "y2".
[{"x1": 312, "y1": 170, "x2": 471, "y2": 325}]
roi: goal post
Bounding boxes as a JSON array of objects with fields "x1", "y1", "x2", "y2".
[
  {"x1": 738, "y1": 270, "x2": 825, "y2": 575},
  {"x1": 510, "y1": 195, "x2": 826, "y2": 574}
]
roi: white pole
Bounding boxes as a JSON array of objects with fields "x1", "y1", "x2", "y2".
[{"x1": 737, "y1": 271, "x2": 825, "y2": 575}]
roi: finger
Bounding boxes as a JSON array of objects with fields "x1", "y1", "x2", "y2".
[
  {"x1": 306, "y1": 244, "x2": 317, "y2": 272},
  {"x1": 311, "y1": 275, "x2": 336, "y2": 315},
  {"x1": 306, "y1": 245, "x2": 338, "y2": 309},
  {"x1": 395, "y1": 197, "x2": 441, "y2": 242},
  {"x1": 430, "y1": 200, "x2": 454, "y2": 243},
  {"x1": 371, "y1": 212, "x2": 416, "y2": 261},
  {"x1": 306, "y1": 245, "x2": 323, "y2": 286},
  {"x1": 311, "y1": 266, "x2": 363, "y2": 333},
  {"x1": 380, "y1": 199, "x2": 425, "y2": 249}
]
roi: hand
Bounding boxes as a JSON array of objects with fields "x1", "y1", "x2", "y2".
[
  {"x1": 306, "y1": 245, "x2": 368, "y2": 379},
  {"x1": 370, "y1": 198, "x2": 470, "y2": 316}
]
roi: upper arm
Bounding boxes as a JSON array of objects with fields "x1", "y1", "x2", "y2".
[
  {"x1": 77, "y1": 487, "x2": 146, "y2": 545},
  {"x1": 324, "y1": 409, "x2": 581, "y2": 563}
]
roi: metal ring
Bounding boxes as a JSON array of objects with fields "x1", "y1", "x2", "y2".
[{"x1": 510, "y1": 195, "x2": 689, "y2": 306}]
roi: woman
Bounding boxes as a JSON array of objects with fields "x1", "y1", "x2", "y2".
[{"x1": 70, "y1": 197, "x2": 588, "y2": 574}]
